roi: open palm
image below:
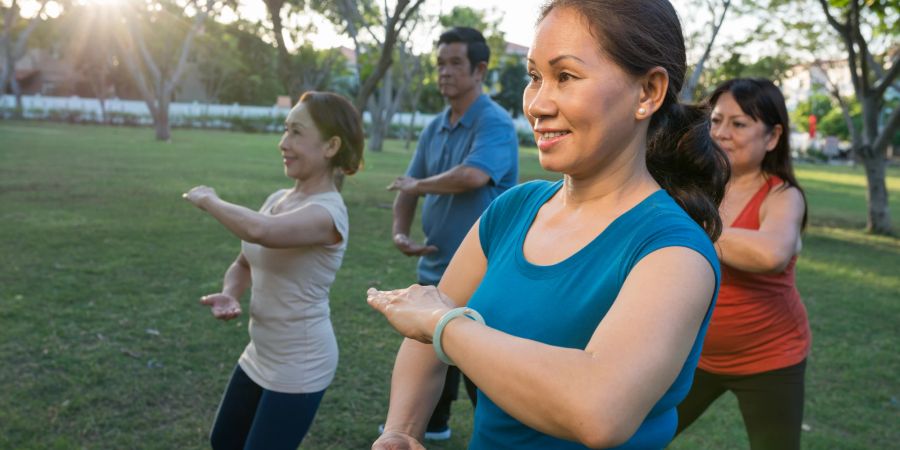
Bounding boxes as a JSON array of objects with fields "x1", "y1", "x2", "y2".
[{"x1": 200, "y1": 293, "x2": 242, "y2": 320}]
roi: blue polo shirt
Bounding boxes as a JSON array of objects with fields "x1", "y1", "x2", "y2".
[{"x1": 406, "y1": 94, "x2": 518, "y2": 284}]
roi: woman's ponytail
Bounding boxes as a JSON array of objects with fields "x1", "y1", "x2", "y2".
[{"x1": 647, "y1": 102, "x2": 730, "y2": 241}]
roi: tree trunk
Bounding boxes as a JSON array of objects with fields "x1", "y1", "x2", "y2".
[
  {"x1": 405, "y1": 109, "x2": 417, "y2": 150},
  {"x1": 154, "y1": 95, "x2": 171, "y2": 141},
  {"x1": 11, "y1": 71, "x2": 22, "y2": 118},
  {"x1": 679, "y1": 0, "x2": 731, "y2": 102},
  {"x1": 859, "y1": 149, "x2": 891, "y2": 233}
]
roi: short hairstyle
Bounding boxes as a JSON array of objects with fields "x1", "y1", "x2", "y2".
[
  {"x1": 437, "y1": 26, "x2": 490, "y2": 71},
  {"x1": 298, "y1": 91, "x2": 365, "y2": 175}
]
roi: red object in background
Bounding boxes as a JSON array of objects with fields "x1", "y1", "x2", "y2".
[{"x1": 808, "y1": 114, "x2": 817, "y2": 138}]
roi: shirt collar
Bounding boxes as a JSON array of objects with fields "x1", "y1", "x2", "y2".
[{"x1": 440, "y1": 94, "x2": 488, "y2": 131}]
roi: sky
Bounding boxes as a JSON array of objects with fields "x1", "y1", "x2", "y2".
[
  {"x1": 231, "y1": 0, "x2": 763, "y2": 56},
  {"x1": 8, "y1": 0, "x2": 766, "y2": 58}
]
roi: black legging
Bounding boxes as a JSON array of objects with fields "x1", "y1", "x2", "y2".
[
  {"x1": 676, "y1": 359, "x2": 806, "y2": 450},
  {"x1": 210, "y1": 365, "x2": 326, "y2": 450}
]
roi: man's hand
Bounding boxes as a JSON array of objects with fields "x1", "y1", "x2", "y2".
[
  {"x1": 386, "y1": 177, "x2": 421, "y2": 196},
  {"x1": 393, "y1": 233, "x2": 438, "y2": 257}
]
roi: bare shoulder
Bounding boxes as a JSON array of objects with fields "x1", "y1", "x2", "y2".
[{"x1": 760, "y1": 182, "x2": 805, "y2": 224}]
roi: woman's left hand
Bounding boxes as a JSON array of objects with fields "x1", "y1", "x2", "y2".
[
  {"x1": 182, "y1": 185, "x2": 218, "y2": 209},
  {"x1": 367, "y1": 285, "x2": 454, "y2": 344}
]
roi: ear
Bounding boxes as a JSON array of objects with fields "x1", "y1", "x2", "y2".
[
  {"x1": 473, "y1": 61, "x2": 488, "y2": 83},
  {"x1": 324, "y1": 136, "x2": 341, "y2": 159},
  {"x1": 636, "y1": 67, "x2": 669, "y2": 120},
  {"x1": 765, "y1": 124, "x2": 782, "y2": 152}
]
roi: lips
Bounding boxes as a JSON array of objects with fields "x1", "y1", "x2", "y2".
[{"x1": 535, "y1": 130, "x2": 571, "y2": 151}]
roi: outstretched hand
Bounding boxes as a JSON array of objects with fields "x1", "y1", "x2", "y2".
[
  {"x1": 393, "y1": 234, "x2": 439, "y2": 257},
  {"x1": 366, "y1": 285, "x2": 454, "y2": 343},
  {"x1": 182, "y1": 185, "x2": 219, "y2": 210},
  {"x1": 200, "y1": 293, "x2": 242, "y2": 320},
  {"x1": 372, "y1": 431, "x2": 426, "y2": 450}
]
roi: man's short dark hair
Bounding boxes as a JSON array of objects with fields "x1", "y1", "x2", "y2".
[{"x1": 437, "y1": 27, "x2": 490, "y2": 71}]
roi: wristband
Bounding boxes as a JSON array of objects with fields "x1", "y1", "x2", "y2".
[{"x1": 433, "y1": 307, "x2": 485, "y2": 366}]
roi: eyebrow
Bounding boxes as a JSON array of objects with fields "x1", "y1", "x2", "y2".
[{"x1": 527, "y1": 54, "x2": 586, "y2": 66}]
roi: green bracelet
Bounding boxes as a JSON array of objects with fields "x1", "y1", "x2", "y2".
[{"x1": 433, "y1": 307, "x2": 485, "y2": 366}]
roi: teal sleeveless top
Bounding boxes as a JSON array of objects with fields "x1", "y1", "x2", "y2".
[{"x1": 467, "y1": 180, "x2": 720, "y2": 449}]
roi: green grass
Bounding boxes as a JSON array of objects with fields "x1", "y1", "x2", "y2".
[{"x1": 1, "y1": 121, "x2": 897, "y2": 449}]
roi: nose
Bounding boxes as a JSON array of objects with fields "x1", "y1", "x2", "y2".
[
  {"x1": 278, "y1": 133, "x2": 288, "y2": 152},
  {"x1": 524, "y1": 84, "x2": 556, "y2": 122},
  {"x1": 711, "y1": 122, "x2": 729, "y2": 142}
]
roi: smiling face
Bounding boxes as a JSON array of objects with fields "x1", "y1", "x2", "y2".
[
  {"x1": 278, "y1": 103, "x2": 337, "y2": 181},
  {"x1": 436, "y1": 42, "x2": 484, "y2": 101},
  {"x1": 524, "y1": 7, "x2": 644, "y2": 177},
  {"x1": 710, "y1": 92, "x2": 781, "y2": 175}
]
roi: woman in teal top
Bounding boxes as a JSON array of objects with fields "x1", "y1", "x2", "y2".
[{"x1": 367, "y1": 1, "x2": 729, "y2": 448}]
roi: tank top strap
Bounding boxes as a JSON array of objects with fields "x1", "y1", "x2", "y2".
[{"x1": 731, "y1": 175, "x2": 784, "y2": 229}]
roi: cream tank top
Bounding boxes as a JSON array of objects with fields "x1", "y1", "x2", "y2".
[{"x1": 238, "y1": 189, "x2": 348, "y2": 393}]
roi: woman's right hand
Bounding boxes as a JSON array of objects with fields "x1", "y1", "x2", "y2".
[
  {"x1": 200, "y1": 293, "x2": 242, "y2": 320},
  {"x1": 372, "y1": 431, "x2": 425, "y2": 450}
]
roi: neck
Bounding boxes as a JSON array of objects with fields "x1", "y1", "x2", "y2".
[
  {"x1": 448, "y1": 87, "x2": 482, "y2": 124},
  {"x1": 292, "y1": 170, "x2": 337, "y2": 195},
  {"x1": 561, "y1": 143, "x2": 659, "y2": 208},
  {"x1": 728, "y1": 167, "x2": 766, "y2": 192}
]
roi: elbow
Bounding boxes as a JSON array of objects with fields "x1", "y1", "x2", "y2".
[
  {"x1": 571, "y1": 407, "x2": 636, "y2": 449},
  {"x1": 759, "y1": 250, "x2": 793, "y2": 273},
  {"x1": 462, "y1": 171, "x2": 491, "y2": 191},
  {"x1": 459, "y1": 170, "x2": 490, "y2": 191},
  {"x1": 242, "y1": 222, "x2": 268, "y2": 245}
]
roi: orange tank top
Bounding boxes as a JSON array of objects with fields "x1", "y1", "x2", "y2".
[{"x1": 699, "y1": 175, "x2": 811, "y2": 375}]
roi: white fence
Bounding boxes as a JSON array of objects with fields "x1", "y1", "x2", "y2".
[{"x1": 0, "y1": 94, "x2": 534, "y2": 134}]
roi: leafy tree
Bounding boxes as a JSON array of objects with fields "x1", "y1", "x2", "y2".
[
  {"x1": 214, "y1": 21, "x2": 282, "y2": 105},
  {"x1": 492, "y1": 57, "x2": 527, "y2": 117},
  {"x1": 810, "y1": 0, "x2": 898, "y2": 234},
  {"x1": 113, "y1": 0, "x2": 224, "y2": 141},
  {"x1": 322, "y1": 0, "x2": 426, "y2": 113},
  {"x1": 761, "y1": 0, "x2": 898, "y2": 233},
  {"x1": 1, "y1": 0, "x2": 54, "y2": 115},
  {"x1": 680, "y1": 0, "x2": 734, "y2": 102},
  {"x1": 319, "y1": 0, "x2": 426, "y2": 153},
  {"x1": 193, "y1": 20, "x2": 245, "y2": 103}
]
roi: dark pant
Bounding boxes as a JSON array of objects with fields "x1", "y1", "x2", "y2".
[
  {"x1": 427, "y1": 366, "x2": 478, "y2": 431},
  {"x1": 676, "y1": 359, "x2": 807, "y2": 450},
  {"x1": 210, "y1": 365, "x2": 326, "y2": 450}
]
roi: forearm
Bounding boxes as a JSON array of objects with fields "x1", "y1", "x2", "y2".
[
  {"x1": 201, "y1": 197, "x2": 267, "y2": 243},
  {"x1": 444, "y1": 320, "x2": 632, "y2": 447},
  {"x1": 392, "y1": 192, "x2": 418, "y2": 237},
  {"x1": 221, "y1": 259, "x2": 251, "y2": 301},
  {"x1": 717, "y1": 228, "x2": 796, "y2": 273},
  {"x1": 384, "y1": 338, "x2": 448, "y2": 438},
  {"x1": 416, "y1": 166, "x2": 489, "y2": 195}
]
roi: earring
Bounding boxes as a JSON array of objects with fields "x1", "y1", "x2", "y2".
[{"x1": 638, "y1": 107, "x2": 647, "y2": 115}]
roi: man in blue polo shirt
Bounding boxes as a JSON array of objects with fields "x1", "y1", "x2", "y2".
[{"x1": 386, "y1": 26, "x2": 519, "y2": 440}]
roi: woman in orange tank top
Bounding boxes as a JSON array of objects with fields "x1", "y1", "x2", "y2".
[{"x1": 675, "y1": 78, "x2": 811, "y2": 450}]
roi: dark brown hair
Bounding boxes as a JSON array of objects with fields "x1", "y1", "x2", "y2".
[
  {"x1": 299, "y1": 91, "x2": 365, "y2": 175},
  {"x1": 709, "y1": 78, "x2": 807, "y2": 229},
  {"x1": 540, "y1": 0, "x2": 730, "y2": 240}
]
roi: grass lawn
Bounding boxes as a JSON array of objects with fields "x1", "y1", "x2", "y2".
[{"x1": 1, "y1": 121, "x2": 897, "y2": 449}]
